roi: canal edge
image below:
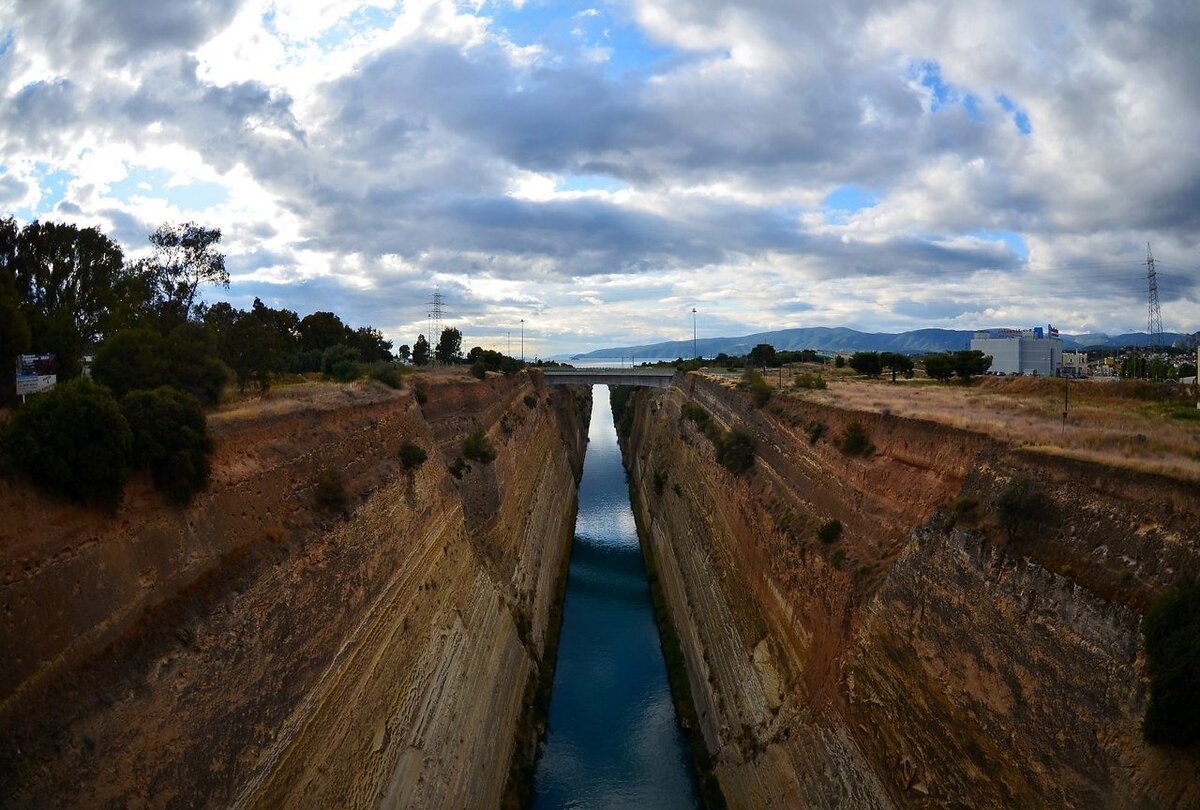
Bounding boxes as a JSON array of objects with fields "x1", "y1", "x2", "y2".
[{"x1": 615, "y1": 386, "x2": 729, "y2": 810}]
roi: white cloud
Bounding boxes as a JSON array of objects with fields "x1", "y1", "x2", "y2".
[{"x1": 0, "y1": 0, "x2": 1197, "y2": 353}]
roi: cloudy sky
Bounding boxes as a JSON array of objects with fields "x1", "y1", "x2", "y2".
[{"x1": 2, "y1": 0, "x2": 1198, "y2": 356}]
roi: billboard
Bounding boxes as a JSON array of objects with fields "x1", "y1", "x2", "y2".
[{"x1": 15, "y1": 354, "x2": 57, "y2": 397}]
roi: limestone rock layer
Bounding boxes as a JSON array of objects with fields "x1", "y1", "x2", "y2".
[
  {"x1": 0, "y1": 372, "x2": 589, "y2": 809},
  {"x1": 620, "y1": 375, "x2": 1200, "y2": 809}
]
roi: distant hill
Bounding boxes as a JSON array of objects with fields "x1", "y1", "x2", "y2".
[{"x1": 573, "y1": 327, "x2": 1198, "y2": 359}]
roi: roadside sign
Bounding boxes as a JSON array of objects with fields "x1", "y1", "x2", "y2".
[{"x1": 14, "y1": 354, "x2": 57, "y2": 399}]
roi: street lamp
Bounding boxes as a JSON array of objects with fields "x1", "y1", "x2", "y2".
[{"x1": 692, "y1": 307, "x2": 697, "y2": 360}]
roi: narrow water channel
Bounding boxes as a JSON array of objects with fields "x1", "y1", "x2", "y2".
[{"x1": 533, "y1": 385, "x2": 700, "y2": 809}]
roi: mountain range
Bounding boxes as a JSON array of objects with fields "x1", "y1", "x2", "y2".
[{"x1": 571, "y1": 327, "x2": 1200, "y2": 359}]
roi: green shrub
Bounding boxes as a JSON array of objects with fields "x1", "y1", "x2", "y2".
[
  {"x1": 793, "y1": 373, "x2": 826, "y2": 390},
  {"x1": 369, "y1": 361, "x2": 405, "y2": 389},
  {"x1": 836, "y1": 422, "x2": 874, "y2": 457},
  {"x1": 942, "y1": 497, "x2": 979, "y2": 530},
  {"x1": 121, "y1": 387, "x2": 214, "y2": 505},
  {"x1": 1142, "y1": 581, "x2": 1200, "y2": 746},
  {"x1": 653, "y1": 469, "x2": 668, "y2": 495},
  {"x1": 322, "y1": 344, "x2": 363, "y2": 382},
  {"x1": 831, "y1": 548, "x2": 845, "y2": 568},
  {"x1": 745, "y1": 370, "x2": 772, "y2": 407},
  {"x1": 818, "y1": 518, "x2": 843, "y2": 543},
  {"x1": 162, "y1": 323, "x2": 229, "y2": 405},
  {"x1": 448, "y1": 457, "x2": 469, "y2": 479},
  {"x1": 681, "y1": 402, "x2": 710, "y2": 425},
  {"x1": 470, "y1": 362, "x2": 487, "y2": 380},
  {"x1": 806, "y1": 421, "x2": 826, "y2": 444},
  {"x1": 462, "y1": 428, "x2": 497, "y2": 464},
  {"x1": 523, "y1": 394, "x2": 538, "y2": 409},
  {"x1": 0, "y1": 379, "x2": 132, "y2": 509},
  {"x1": 314, "y1": 468, "x2": 348, "y2": 513},
  {"x1": 399, "y1": 441, "x2": 427, "y2": 470},
  {"x1": 715, "y1": 429, "x2": 756, "y2": 475},
  {"x1": 995, "y1": 474, "x2": 1036, "y2": 540}
]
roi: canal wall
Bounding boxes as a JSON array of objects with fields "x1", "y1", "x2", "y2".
[
  {"x1": 618, "y1": 374, "x2": 1200, "y2": 808},
  {"x1": 0, "y1": 371, "x2": 589, "y2": 808}
]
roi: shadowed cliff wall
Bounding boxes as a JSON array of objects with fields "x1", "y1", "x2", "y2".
[{"x1": 0, "y1": 371, "x2": 589, "y2": 808}]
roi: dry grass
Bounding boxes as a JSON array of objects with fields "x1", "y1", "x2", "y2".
[{"x1": 705, "y1": 369, "x2": 1200, "y2": 481}]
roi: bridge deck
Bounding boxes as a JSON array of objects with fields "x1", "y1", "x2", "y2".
[{"x1": 541, "y1": 367, "x2": 676, "y2": 387}]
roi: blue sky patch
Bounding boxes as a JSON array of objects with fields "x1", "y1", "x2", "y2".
[
  {"x1": 996, "y1": 93, "x2": 1032, "y2": 134},
  {"x1": 109, "y1": 166, "x2": 227, "y2": 210},
  {"x1": 824, "y1": 184, "x2": 880, "y2": 213},
  {"x1": 557, "y1": 173, "x2": 625, "y2": 193},
  {"x1": 969, "y1": 229, "x2": 1028, "y2": 260},
  {"x1": 487, "y1": 0, "x2": 673, "y2": 78}
]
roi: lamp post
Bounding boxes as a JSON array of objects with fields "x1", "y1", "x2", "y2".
[{"x1": 692, "y1": 307, "x2": 697, "y2": 361}]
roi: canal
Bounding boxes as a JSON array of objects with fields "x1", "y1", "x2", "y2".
[{"x1": 533, "y1": 385, "x2": 700, "y2": 809}]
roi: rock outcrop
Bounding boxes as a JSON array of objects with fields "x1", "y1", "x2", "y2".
[
  {"x1": 0, "y1": 371, "x2": 588, "y2": 808},
  {"x1": 620, "y1": 374, "x2": 1200, "y2": 808}
]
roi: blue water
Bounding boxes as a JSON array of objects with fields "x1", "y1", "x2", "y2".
[{"x1": 533, "y1": 386, "x2": 700, "y2": 809}]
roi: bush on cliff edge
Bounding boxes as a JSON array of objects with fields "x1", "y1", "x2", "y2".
[
  {"x1": 0, "y1": 378, "x2": 132, "y2": 509},
  {"x1": 1142, "y1": 581, "x2": 1200, "y2": 747}
]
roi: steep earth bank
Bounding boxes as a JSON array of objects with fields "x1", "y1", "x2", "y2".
[
  {"x1": 619, "y1": 374, "x2": 1200, "y2": 809},
  {"x1": 1, "y1": 370, "x2": 589, "y2": 808}
]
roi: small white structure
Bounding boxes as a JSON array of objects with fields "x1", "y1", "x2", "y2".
[
  {"x1": 970, "y1": 326, "x2": 1063, "y2": 376},
  {"x1": 1060, "y1": 351, "x2": 1088, "y2": 378}
]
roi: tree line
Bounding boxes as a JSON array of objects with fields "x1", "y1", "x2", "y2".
[{"x1": 0, "y1": 217, "x2": 459, "y2": 510}]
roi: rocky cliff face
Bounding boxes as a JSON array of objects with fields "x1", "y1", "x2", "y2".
[
  {"x1": 0, "y1": 371, "x2": 588, "y2": 808},
  {"x1": 620, "y1": 375, "x2": 1200, "y2": 809}
]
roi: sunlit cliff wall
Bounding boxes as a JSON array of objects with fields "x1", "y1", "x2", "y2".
[{"x1": 620, "y1": 374, "x2": 1200, "y2": 809}]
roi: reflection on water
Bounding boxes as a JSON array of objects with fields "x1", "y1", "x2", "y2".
[{"x1": 532, "y1": 386, "x2": 700, "y2": 810}]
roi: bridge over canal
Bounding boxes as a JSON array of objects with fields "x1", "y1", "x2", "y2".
[{"x1": 541, "y1": 367, "x2": 676, "y2": 388}]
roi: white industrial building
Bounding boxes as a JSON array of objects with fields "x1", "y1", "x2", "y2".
[{"x1": 970, "y1": 327, "x2": 1063, "y2": 376}]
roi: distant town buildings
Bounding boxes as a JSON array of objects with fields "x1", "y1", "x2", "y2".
[{"x1": 970, "y1": 326, "x2": 1063, "y2": 376}]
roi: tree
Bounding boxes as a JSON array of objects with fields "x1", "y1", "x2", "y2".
[
  {"x1": 849, "y1": 352, "x2": 883, "y2": 377},
  {"x1": 834, "y1": 355, "x2": 846, "y2": 368},
  {"x1": 0, "y1": 378, "x2": 132, "y2": 509},
  {"x1": 146, "y1": 223, "x2": 227, "y2": 323},
  {"x1": 748, "y1": 343, "x2": 777, "y2": 368},
  {"x1": 4, "y1": 218, "x2": 128, "y2": 378},
  {"x1": 0, "y1": 256, "x2": 31, "y2": 404},
  {"x1": 351, "y1": 326, "x2": 393, "y2": 363},
  {"x1": 225, "y1": 314, "x2": 276, "y2": 392},
  {"x1": 161, "y1": 322, "x2": 229, "y2": 406},
  {"x1": 412, "y1": 334, "x2": 430, "y2": 366},
  {"x1": 322, "y1": 344, "x2": 362, "y2": 381},
  {"x1": 880, "y1": 352, "x2": 915, "y2": 383},
  {"x1": 92, "y1": 328, "x2": 167, "y2": 399},
  {"x1": 396, "y1": 344, "x2": 411, "y2": 363},
  {"x1": 436, "y1": 327, "x2": 463, "y2": 364},
  {"x1": 298, "y1": 311, "x2": 351, "y2": 353},
  {"x1": 952, "y1": 349, "x2": 992, "y2": 381},
  {"x1": 923, "y1": 353, "x2": 956, "y2": 381}
]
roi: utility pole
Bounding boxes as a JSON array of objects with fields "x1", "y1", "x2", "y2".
[
  {"x1": 692, "y1": 307, "x2": 697, "y2": 361},
  {"x1": 507, "y1": 331, "x2": 511, "y2": 356},
  {"x1": 520, "y1": 319, "x2": 524, "y2": 363},
  {"x1": 1062, "y1": 372, "x2": 1069, "y2": 433}
]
